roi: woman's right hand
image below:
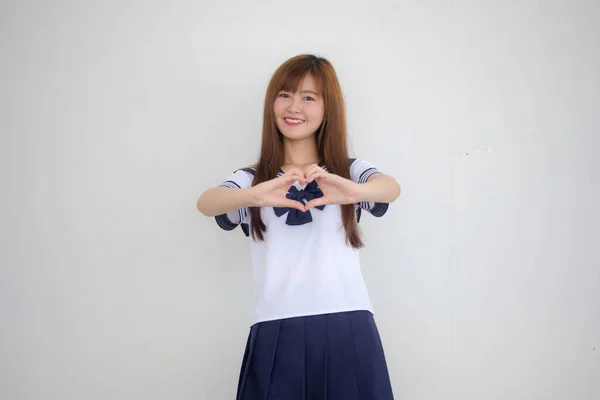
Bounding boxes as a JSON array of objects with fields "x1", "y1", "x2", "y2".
[{"x1": 250, "y1": 168, "x2": 306, "y2": 212}]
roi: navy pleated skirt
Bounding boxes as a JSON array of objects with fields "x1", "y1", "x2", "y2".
[{"x1": 236, "y1": 310, "x2": 394, "y2": 400}]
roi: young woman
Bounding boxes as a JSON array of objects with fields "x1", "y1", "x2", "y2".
[{"x1": 197, "y1": 54, "x2": 400, "y2": 399}]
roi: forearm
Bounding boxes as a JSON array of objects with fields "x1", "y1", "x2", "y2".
[
  {"x1": 356, "y1": 174, "x2": 401, "y2": 204},
  {"x1": 196, "y1": 186, "x2": 259, "y2": 217}
]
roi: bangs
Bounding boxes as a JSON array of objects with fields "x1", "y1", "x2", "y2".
[{"x1": 277, "y1": 61, "x2": 324, "y2": 95}]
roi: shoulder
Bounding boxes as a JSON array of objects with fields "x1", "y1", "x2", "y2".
[
  {"x1": 220, "y1": 165, "x2": 256, "y2": 189},
  {"x1": 235, "y1": 166, "x2": 257, "y2": 175},
  {"x1": 349, "y1": 158, "x2": 382, "y2": 183},
  {"x1": 349, "y1": 157, "x2": 376, "y2": 169}
]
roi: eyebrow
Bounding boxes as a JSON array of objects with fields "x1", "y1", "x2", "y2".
[{"x1": 301, "y1": 90, "x2": 319, "y2": 95}]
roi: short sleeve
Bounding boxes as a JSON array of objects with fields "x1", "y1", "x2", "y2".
[
  {"x1": 350, "y1": 158, "x2": 389, "y2": 219},
  {"x1": 214, "y1": 168, "x2": 254, "y2": 236}
]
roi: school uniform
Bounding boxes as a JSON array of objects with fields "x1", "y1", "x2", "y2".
[{"x1": 215, "y1": 158, "x2": 394, "y2": 400}]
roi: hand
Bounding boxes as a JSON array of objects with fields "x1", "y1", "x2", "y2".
[
  {"x1": 304, "y1": 164, "x2": 361, "y2": 210},
  {"x1": 250, "y1": 168, "x2": 307, "y2": 212}
]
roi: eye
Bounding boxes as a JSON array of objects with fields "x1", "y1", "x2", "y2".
[
  {"x1": 278, "y1": 93, "x2": 290, "y2": 98},
  {"x1": 304, "y1": 96, "x2": 315, "y2": 101}
]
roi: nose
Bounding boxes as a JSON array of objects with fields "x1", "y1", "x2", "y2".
[{"x1": 286, "y1": 95, "x2": 302, "y2": 114}]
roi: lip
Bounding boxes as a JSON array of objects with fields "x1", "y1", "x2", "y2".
[{"x1": 283, "y1": 117, "x2": 305, "y2": 126}]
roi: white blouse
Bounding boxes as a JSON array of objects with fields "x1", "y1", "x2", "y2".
[{"x1": 215, "y1": 158, "x2": 389, "y2": 325}]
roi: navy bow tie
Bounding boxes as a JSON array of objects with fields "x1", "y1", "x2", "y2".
[{"x1": 273, "y1": 181, "x2": 326, "y2": 226}]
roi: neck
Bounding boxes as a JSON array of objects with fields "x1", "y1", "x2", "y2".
[{"x1": 283, "y1": 137, "x2": 319, "y2": 166}]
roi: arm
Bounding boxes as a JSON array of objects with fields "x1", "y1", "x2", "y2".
[
  {"x1": 303, "y1": 161, "x2": 400, "y2": 213},
  {"x1": 356, "y1": 173, "x2": 401, "y2": 204},
  {"x1": 197, "y1": 168, "x2": 307, "y2": 217},
  {"x1": 196, "y1": 186, "x2": 260, "y2": 217}
]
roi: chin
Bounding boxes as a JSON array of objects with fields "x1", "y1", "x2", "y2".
[
  {"x1": 277, "y1": 123, "x2": 318, "y2": 141},
  {"x1": 279, "y1": 130, "x2": 316, "y2": 141}
]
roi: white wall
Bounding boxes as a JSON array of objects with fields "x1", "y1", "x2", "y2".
[{"x1": 1, "y1": 0, "x2": 599, "y2": 399}]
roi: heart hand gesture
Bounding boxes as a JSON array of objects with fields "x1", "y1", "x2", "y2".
[
  {"x1": 251, "y1": 168, "x2": 308, "y2": 212},
  {"x1": 303, "y1": 164, "x2": 361, "y2": 210}
]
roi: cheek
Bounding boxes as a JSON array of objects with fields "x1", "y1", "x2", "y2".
[
  {"x1": 273, "y1": 99, "x2": 285, "y2": 116},
  {"x1": 308, "y1": 104, "x2": 325, "y2": 124}
]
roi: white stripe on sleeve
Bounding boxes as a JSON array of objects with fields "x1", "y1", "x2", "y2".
[{"x1": 349, "y1": 158, "x2": 389, "y2": 218}]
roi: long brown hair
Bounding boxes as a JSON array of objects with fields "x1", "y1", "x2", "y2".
[{"x1": 249, "y1": 54, "x2": 364, "y2": 248}]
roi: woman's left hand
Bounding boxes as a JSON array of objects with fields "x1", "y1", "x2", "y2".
[{"x1": 304, "y1": 164, "x2": 361, "y2": 210}]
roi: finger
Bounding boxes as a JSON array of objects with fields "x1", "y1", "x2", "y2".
[
  {"x1": 282, "y1": 173, "x2": 301, "y2": 183},
  {"x1": 305, "y1": 197, "x2": 328, "y2": 210},
  {"x1": 284, "y1": 168, "x2": 304, "y2": 178},
  {"x1": 307, "y1": 171, "x2": 328, "y2": 183},
  {"x1": 305, "y1": 168, "x2": 322, "y2": 182},
  {"x1": 285, "y1": 199, "x2": 306, "y2": 213},
  {"x1": 306, "y1": 164, "x2": 322, "y2": 176},
  {"x1": 281, "y1": 172, "x2": 305, "y2": 186},
  {"x1": 306, "y1": 164, "x2": 319, "y2": 174},
  {"x1": 286, "y1": 168, "x2": 307, "y2": 183}
]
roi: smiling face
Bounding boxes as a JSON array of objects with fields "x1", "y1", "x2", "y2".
[{"x1": 273, "y1": 74, "x2": 325, "y2": 142}]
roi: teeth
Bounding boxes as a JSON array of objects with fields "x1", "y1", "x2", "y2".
[{"x1": 285, "y1": 118, "x2": 304, "y2": 124}]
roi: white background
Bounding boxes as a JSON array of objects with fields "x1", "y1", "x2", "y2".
[{"x1": 1, "y1": 0, "x2": 599, "y2": 399}]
